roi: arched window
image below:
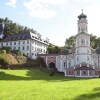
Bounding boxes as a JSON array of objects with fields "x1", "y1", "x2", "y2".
[{"x1": 64, "y1": 62, "x2": 66, "y2": 68}]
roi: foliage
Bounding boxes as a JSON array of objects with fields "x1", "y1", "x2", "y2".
[
  {"x1": 0, "y1": 54, "x2": 9, "y2": 68},
  {"x1": 65, "y1": 36, "x2": 75, "y2": 49},
  {"x1": 0, "y1": 69, "x2": 100, "y2": 100},
  {"x1": 65, "y1": 34, "x2": 100, "y2": 49},
  {"x1": 0, "y1": 46, "x2": 11, "y2": 53},
  {"x1": 47, "y1": 43, "x2": 61, "y2": 54},
  {"x1": 11, "y1": 50, "x2": 23, "y2": 56},
  {"x1": 37, "y1": 57, "x2": 46, "y2": 67},
  {"x1": 0, "y1": 50, "x2": 6, "y2": 54},
  {"x1": 0, "y1": 17, "x2": 37, "y2": 35}
]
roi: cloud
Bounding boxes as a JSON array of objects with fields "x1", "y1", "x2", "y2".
[
  {"x1": 23, "y1": 0, "x2": 66, "y2": 19},
  {"x1": 6, "y1": 0, "x2": 16, "y2": 8}
]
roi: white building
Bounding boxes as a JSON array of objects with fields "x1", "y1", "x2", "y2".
[
  {"x1": 0, "y1": 32, "x2": 49, "y2": 59},
  {"x1": 40, "y1": 11, "x2": 100, "y2": 77}
]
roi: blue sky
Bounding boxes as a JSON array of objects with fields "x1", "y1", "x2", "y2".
[{"x1": 0, "y1": 0, "x2": 100, "y2": 46}]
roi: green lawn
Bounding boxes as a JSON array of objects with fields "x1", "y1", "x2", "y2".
[{"x1": 0, "y1": 69, "x2": 100, "y2": 100}]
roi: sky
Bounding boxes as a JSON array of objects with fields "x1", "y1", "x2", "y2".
[{"x1": 0, "y1": 0, "x2": 100, "y2": 46}]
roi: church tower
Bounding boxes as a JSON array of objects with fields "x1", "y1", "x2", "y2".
[
  {"x1": 75, "y1": 10, "x2": 91, "y2": 66},
  {"x1": 78, "y1": 9, "x2": 88, "y2": 34}
]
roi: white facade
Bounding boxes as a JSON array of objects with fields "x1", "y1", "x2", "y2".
[
  {"x1": 41, "y1": 12, "x2": 100, "y2": 77},
  {"x1": 0, "y1": 32, "x2": 49, "y2": 59}
]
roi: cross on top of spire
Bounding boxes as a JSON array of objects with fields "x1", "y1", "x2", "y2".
[{"x1": 82, "y1": 9, "x2": 83, "y2": 13}]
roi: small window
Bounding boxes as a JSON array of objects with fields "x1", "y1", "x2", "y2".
[
  {"x1": 87, "y1": 56, "x2": 89, "y2": 61},
  {"x1": 22, "y1": 47, "x2": 24, "y2": 50},
  {"x1": 14, "y1": 42, "x2": 16, "y2": 45},
  {"x1": 27, "y1": 46, "x2": 29, "y2": 50},
  {"x1": 32, "y1": 46, "x2": 34, "y2": 50},
  {"x1": 27, "y1": 40, "x2": 29, "y2": 44},
  {"x1": 41, "y1": 49, "x2": 42, "y2": 52},
  {"x1": 27, "y1": 53, "x2": 29, "y2": 56},
  {"x1": 64, "y1": 62, "x2": 66, "y2": 68},
  {"x1": 1, "y1": 43, "x2": 3, "y2": 46},
  {"x1": 77, "y1": 56, "x2": 79, "y2": 61},
  {"x1": 83, "y1": 71, "x2": 86, "y2": 74},
  {"x1": 23, "y1": 41, "x2": 25, "y2": 44},
  {"x1": 98, "y1": 71, "x2": 100, "y2": 74},
  {"x1": 69, "y1": 62, "x2": 70, "y2": 67},
  {"x1": 18, "y1": 47, "x2": 20, "y2": 50},
  {"x1": 6, "y1": 42, "x2": 8, "y2": 46},
  {"x1": 69, "y1": 71, "x2": 71, "y2": 74}
]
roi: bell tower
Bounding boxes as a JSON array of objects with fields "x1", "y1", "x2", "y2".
[
  {"x1": 75, "y1": 10, "x2": 91, "y2": 66},
  {"x1": 76, "y1": 10, "x2": 90, "y2": 47},
  {"x1": 78, "y1": 9, "x2": 88, "y2": 34}
]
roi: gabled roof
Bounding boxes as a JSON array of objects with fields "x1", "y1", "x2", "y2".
[{"x1": 0, "y1": 32, "x2": 31, "y2": 42}]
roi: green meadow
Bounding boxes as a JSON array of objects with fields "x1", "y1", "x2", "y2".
[{"x1": 0, "y1": 69, "x2": 100, "y2": 100}]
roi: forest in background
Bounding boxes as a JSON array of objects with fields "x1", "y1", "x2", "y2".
[{"x1": 0, "y1": 17, "x2": 100, "y2": 54}]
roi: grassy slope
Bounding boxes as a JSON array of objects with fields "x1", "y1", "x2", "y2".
[
  {"x1": 6, "y1": 54, "x2": 18, "y2": 64},
  {"x1": 0, "y1": 69, "x2": 100, "y2": 100}
]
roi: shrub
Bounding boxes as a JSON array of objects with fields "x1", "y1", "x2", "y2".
[
  {"x1": 37, "y1": 57, "x2": 46, "y2": 68},
  {"x1": 0, "y1": 54, "x2": 9, "y2": 69},
  {"x1": 0, "y1": 47, "x2": 11, "y2": 53},
  {"x1": 11, "y1": 50, "x2": 23, "y2": 56},
  {"x1": 0, "y1": 50, "x2": 6, "y2": 54}
]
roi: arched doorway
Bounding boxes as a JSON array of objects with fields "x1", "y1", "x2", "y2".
[{"x1": 49, "y1": 62, "x2": 55, "y2": 68}]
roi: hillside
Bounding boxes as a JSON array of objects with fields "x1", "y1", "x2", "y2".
[{"x1": 6, "y1": 54, "x2": 18, "y2": 65}]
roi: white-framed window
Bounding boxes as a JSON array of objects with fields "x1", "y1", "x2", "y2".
[
  {"x1": 14, "y1": 42, "x2": 16, "y2": 45},
  {"x1": 23, "y1": 41, "x2": 25, "y2": 44},
  {"x1": 18, "y1": 47, "x2": 20, "y2": 50},
  {"x1": 22, "y1": 46, "x2": 24, "y2": 50},
  {"x1": 27, "y1": 46, "x2": 29, "y2": 50}
]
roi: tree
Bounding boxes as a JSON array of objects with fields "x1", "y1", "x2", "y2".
[
  {"x1": 47, "y1": 43, "x2": 61, "y2": 54},
  {"x1": 65, "y1": 34, "x2": 100, "y2": 49},
  {"x1": 37, "y1": 57, "x2": 46, "y2": 68},
  {"x1": 65, "y1": 36, "x2": 75, "y2": 49}
]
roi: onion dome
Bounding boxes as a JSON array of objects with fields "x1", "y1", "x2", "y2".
[
  {"x1": 78, "y1": 10, "x2": 87, "y2": 20},
  {"x1": 58, "y1": 48, "x2": 69, "y2": 55},
  {"x1": 95, "y1": 47, "x2": 100, "y2": 54}
]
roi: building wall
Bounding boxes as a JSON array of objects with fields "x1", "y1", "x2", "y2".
[{"x1": 0, "y1": 39, "x2": 48, "y2": 59}]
